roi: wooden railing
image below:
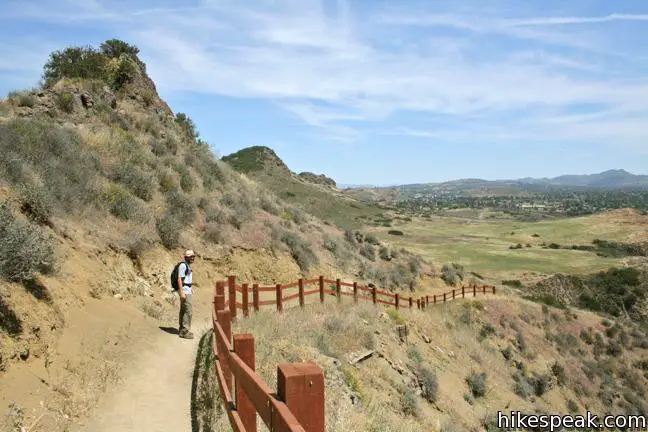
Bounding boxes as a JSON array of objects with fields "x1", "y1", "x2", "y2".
[{"x1": 211, "y1": 276, "x2": 496, "y2": 432}]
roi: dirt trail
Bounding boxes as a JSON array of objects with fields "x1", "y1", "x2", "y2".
[{"x1": 71, "y1": 311, "x2": 211, "y2": 432}]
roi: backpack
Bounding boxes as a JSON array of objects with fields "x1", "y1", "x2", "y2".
[{"x1": 170, "y1": 261, "x2": 191, "y2": 291}]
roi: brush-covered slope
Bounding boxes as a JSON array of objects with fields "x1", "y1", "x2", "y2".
[
  {"x1": 222, "y1": 146, "x2": 382, "y2": 229},
  {"x1": 197, "y1": 297, "x2": 648, "y2": 431}
]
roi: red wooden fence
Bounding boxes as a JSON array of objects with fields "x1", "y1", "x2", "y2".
[{"x1": 212, "y1": 276, "x2": 496, "y2": 432}]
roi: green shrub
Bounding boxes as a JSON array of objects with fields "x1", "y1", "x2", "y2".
[
  {"x1": 165, "y1": 189, "x2": 195, "y2": 224},
  {"x1": 56, "y1": 92, "x2": 75, "y2": 113},
  {"x1": 379, "y1": 246, "x2": 392, "y2": 261},
  {"x1": 516, "y1": 331, "x2": 527, "y2": 353},
  {"x1": 401, "y1": 390, "x2": 419, "y2": 417},
  {"x1": 271, "y1": 227, "x2": 318, "y2": 271},
  {"x1": 513, "y1": 375, "x2": 534, "y2": 399},
  {"x1": 101, "y1": 184, "x2": 142, "y2": 221},
  {"x1": 441, "y1": 263, "x2": 459, "y2": 286},
  {"x1": 479, "y1": 323, "x2": 496, "y2": 341},
  {"x1": 360, "y1": 244, "x2": 376, "y2": 261},
  {"x1": 141, "y1": 90, "x2": 155, "y2": 107},
  {"x1": 175, "y1": 164, "x2": 194, "y2": 193},
  {"x1": 388, "y1": 230, "x2": 404, "y2": 236},
  {"x1": 100, "y1": 39, "x2": 140, "y2": 59},
  {"x1": 365, "y1": 233, "x2": 380, "y2": 245},
  {"x1": 221, "y1": 192, "x2": 255, "y2": 227},
  {"x1": 567, "y1": 399, "x2": 579, "y2": 413},
  {"x1": 19, "y1": 184, "x2": 52, "y2": 225},
  {"x1": 11, "y1": 92, "x2": 37, "y2": 108},
  {"x1": 502, "y1": 279, "x2": 522, "y2": 288},
  {"x1": 42, "y1": 46, "x2": 109, "y2": 86},
  {"x1": 551, "y1": 362, "x2": 567, "y2": 385},
  {"x1": 323, "y1": 236, "x2": 338, "y2": 255},
  {"x1": 175, "y1": 113, "x2": 198, "y2": 139},
  {"x1": 112, "y1": 164, "x2": 154, "y2": 201},
  {"x1": 407, "y1": 347, "x2": 422, "y2": 364},
  {"x1": 158, "y1": 171, "x2": 176, "y2": 193},
  {"x1": 466, "y1": 372, "x2": 487, "y2": 398},
  {"x1": 419, "y1": 366, "x2": 438, "y2": 403},
  {"x1": 502, "y1": 346, "x2": 514, "y2": 360},
  {"x1": 202, "y1": 223, "x2": 226, "y2": 244},
  {"x1": 260, "y1": 194, "x2": 280, "y2": 215},
  {"x1": 387, "y1": 309, "x2": 405, "y2": 325},
  {"x1": 156, "y1": 212, "x2": 182, "y2": 249},
  {"x1": 0, "y1": 203, "x2": 56, "y2": 282}
]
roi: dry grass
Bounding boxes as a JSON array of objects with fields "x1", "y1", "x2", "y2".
[{"x1": 197, "y1": 293, "x2": 648, "y2": 431}]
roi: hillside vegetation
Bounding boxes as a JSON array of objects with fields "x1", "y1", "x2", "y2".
[
  {"x1": 197, "y1": 296, "x2": 648, "y2": 431},
  {"x1": 223, "y1": 146, "x2": 383, "y2": 229}
]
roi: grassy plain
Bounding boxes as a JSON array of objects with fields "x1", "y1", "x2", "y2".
[{"x1": 371, "y1": 209, "x2": 648, "y2": 279}]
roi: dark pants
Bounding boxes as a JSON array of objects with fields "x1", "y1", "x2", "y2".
[{"x1": 179, "y1": 293, "x2": 193, "y2": 334}]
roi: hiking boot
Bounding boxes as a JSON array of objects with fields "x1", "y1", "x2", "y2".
[{"x1": 179, "y1": 330, "x2": 194, "y2": 339}]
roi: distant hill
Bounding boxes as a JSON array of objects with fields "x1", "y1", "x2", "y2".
[
  {"x1": 352, "y1": 169, "x2": 648, "y2": 200},
  {"x1": 222, "y1": 146, "x2": 381, "y2": 228}
]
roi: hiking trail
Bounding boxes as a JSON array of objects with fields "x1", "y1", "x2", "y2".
[{"x1": 71, "y1": 314, "x2": 210, "y2": 432}]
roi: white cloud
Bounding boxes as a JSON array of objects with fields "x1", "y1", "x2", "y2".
[{"x1": 2, "y1": 0, "x2": 648, "y2": 150}]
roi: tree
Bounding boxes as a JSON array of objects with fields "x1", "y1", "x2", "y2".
[
  {"x1": 42, "y1": 46, "x2": 108, "y2": 86},
  {"x1": 100, "y1": 39, "x2": 140, "y2": 59},
  {"x1": 175, "y1": 113, "x2": 198, "y2": 139}
]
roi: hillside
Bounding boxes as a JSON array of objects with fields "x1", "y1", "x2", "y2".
[
  {"x1": 198, "y1": 295, "x2": 648, "y2": 431},
  {"x1": 0, "y1": 40, "x2": 434, "y2": 431},
  {"x1": 222, "y1": 146, "x2": 383, "y2": 229}
]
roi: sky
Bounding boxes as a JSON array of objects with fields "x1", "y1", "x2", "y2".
[{"x1": 1, "y1": 0, "x2": 648, "y2": 186}]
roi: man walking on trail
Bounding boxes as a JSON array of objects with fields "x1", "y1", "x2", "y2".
[{"x1": 177, "y1": 250, "x2": 195, "y2": 339}]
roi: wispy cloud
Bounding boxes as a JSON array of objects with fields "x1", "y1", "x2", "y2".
[{"x1": 1, "y1": 0, "x2": 647, "y2": 151}]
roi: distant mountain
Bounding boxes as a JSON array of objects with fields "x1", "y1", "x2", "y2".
[
  {"x1": 395, "y1": 170, "x2": 648, "y2": 192},
  {"x1": 543, "y1": 169, "x2": 648, "y2": 188}
]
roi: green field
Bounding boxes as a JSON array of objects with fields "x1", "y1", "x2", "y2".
[{"x1": 371, "y1": 212, "x2": 640, "y2": 278}]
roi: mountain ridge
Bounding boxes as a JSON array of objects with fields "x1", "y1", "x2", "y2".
[{"x1": 371, "y1": 169, "x2": 648, "y2": 191}]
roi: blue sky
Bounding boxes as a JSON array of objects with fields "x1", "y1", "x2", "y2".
[{"x1": 1, "y1": 0, "x2": 648, "y2": 186}]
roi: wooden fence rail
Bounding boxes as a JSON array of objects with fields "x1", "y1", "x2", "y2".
[{"x1": 211, "y1": 276, "x2": 496, "y2": 432}]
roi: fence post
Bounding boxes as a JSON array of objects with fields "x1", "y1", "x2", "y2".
[
  {"x1": 372, "y1": 287, "x2": 377, "y2": 304},
  {"x1": 433, "y1": 294, "x2": 436, "y2": 304},
  {"x1": 483, "y1": 285, "x2": 486, "y2": 294},
  {"x1": 228, "y1": 275, "x2": 237, "y2": 320},
  {"x1": 336, "y1": 279, "x2": 341, "y2": 303},
  {"x1": 277, "y1": 363, "x2": 325, "y2": 432},
  {"x1": 417, "y1": 298, "x2": 420, "y2": 309},
  {"x1": 216, "y1": 280, "x2": 225, "y2": 297},
  {"x1": 425, "y1": 295, "x2": 429, "y2": 306},
  {"x1": 299, "y1": 278, "x2": 305, "y2": 308},
  {"x1": 353, "y1": 282, "x2": 358, "y2": 303},
  {"x1": 216, "y1": 310, "x2": 233, "y2": 392},
  {"x1": 276, "y1": 284, "x2": 283, "y2": 312},
  {"x1": 409, "y1": 297, "x2": 413, "y2": 308},
  {"x1": 253, "y1": 283, "x2": 259, "y2": 312},
  {"x1": 443, "y1": 293, "x2": 446, "y2": 303},
  {"x1": 421, "y1": 297, "x2": 425, "y2": 310},
  {"x1": 242, "y1": 283, "x2": 249, "y2": 317},
  {"x1": 319, "y1": 276, "x2": 325, "y2": 303},
  {"x1": 234, "y1": 334, "x2": 256, "y2": 432},
  {"x1": 493, "y1": 286, "x2": 496, "y2": 295},
  {"x1": 462, "y1": 286, "x2": 465, "y2": 298},
  {"x1": 452, "y1": 289, "x2": 456, "y2": 300},
  {"x1": 395, "y1": 293, "x2": 399, "y2": 309},
  {"x1": 473, "y1": 284, "x2": 476, "y2": 297}
]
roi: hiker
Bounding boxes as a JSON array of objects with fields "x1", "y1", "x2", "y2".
[{"x1": 175, "y1": 250, "x2": 195, "y2": 339}]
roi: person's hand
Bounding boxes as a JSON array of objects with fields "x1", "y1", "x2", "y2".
[{"x1": 179, "y1": 292, "x2": 186, "y2": 301}]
